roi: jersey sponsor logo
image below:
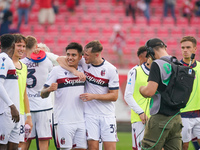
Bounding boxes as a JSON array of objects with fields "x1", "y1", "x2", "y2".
[
  {"x1": 61, "y1": 137, "x2": 65, "y2": 145},
  {"x1": 101, "y1": 69, "x2": 105, "y2": 76},
  {"x1": 0, "y1": 57, "x2": 6, "y2": 69},
  {"x1": 24, "y1": 62, "x2": 39, "y2": 68},
  {"x1": 0, "y1": 134, "x2": 5, "y2": 141},
  {"x1": 27, "y1": 91, "x2": 41, "y2": 97},
  {"x1": 57, "y1": 77, "x2": 85, "y2": 88},
  {"x1": 0, "y1": 63, "x2": 5, "y2": 69},
  {"x1": 128, "y1": 78, "x2": 131, "y2": 85},
  {"x1": 84, "y1": 71, "x2": 109, "y2": 87}
]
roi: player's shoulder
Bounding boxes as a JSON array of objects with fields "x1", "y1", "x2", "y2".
[
  {"x1": 20, "y1": 57, "x2": 29, "y2": 63},
  {"x1": 51, "y1": 65, "x2": 62, "y2": 71},
  {"x1": 104, "y1": 59, "x2": 117, "y2": 70},
  {"x1": 0, "y1": 52, "x2": 11, "y2": 61},
  {"x1": 43, "y1": 57, "x2": 53, "y2": 64},
  {"x1": 77, "y1": 65, "x2": 84, "y2": 72},
  {"x1": 20, "y1": 61, "x2": 27, "y2": 69}
]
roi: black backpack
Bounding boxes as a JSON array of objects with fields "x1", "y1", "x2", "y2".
[{"x1": 160, "y1": 57, "x2": 195, "y2": 109}]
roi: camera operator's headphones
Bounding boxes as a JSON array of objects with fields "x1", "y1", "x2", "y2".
[{"x1": 145, "y1": 38, "x2": 167, "y2": 60}]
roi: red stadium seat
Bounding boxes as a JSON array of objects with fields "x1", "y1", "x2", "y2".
[
  {"x1": 46, "y1": 25, "x2": 59, "y2": 36},
  {"x1": 183, "y1": 28, "x2": 197, "y2": 37},
  {"x1": 33, "y1": 25, "x2": 45, "y2": 35},
  {"x1": 162, "y1": 17, "x2": 175, "y2": 27},
  {"x1": 126, "y1": 38, "x2": 137, "y2": 49},
  {"x1": 150, "y1": 17, "x2": 161, "y2": 27},
  {"x1": 156, "y1": 27, "x2": 169, "y2": 38},
  {"x1": 74, "y1": 26, "x2": 87, "y2": 36},
  {"x1": 143, "y1": 27, "x2": 156, "y2": 38},
  {"x1": 176, "y1": 17, "x2": 189, "y2": 27},
  {"x1": 55, "y1": 15, "x2": 66, "y2": 25},
  {"x1": 101, "y1": 27, "x2": 113, "y2": 36},
  {"x1": 88, "y1": 27, "x2": 100, "y2": 36},
  {"x1": 129, "y1": 27, "x2": 142, "y2": 37},
  {"x1": 190, "y1": 18, "x2": 200, "y2": 27},
  {"x1": 170, "y1": 27, "x2": 183, "y2": 38},
  {"x1": 20, "y1": 24, "x2": 32, "y2": 35},
  {"x1": 57, "y1": 36, "x2": 68, "y2": 48},
  {"x1": 60, "y1": 25, "x2": 73, "y2": 36}
]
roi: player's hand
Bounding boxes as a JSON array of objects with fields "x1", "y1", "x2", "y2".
[
  {"x1": 48, "y1": 83, "x2": 58, "y2": 92},
  {"x1": 80, "y1": 93, "x2": 94, "y2": 102},
  {"x1": 25, "y1": 116, "x2": 33, "y2": 131},
  {"x1": 10, "y1": 104, "x2": 20, "y2": 123},
  {"x1": 73, "y1": 70, "x2": 86, "y2": 81},
  {"x1": 32, "y1": 48, "x2": 40, "y2": 54},
  {"x1": 139, "y1": 113, "x2": 148, "y2": 124},
  {"x1": 147, "y1": 57, "x2": 152, "y2": 67}
]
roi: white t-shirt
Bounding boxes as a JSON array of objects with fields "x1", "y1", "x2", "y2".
[
  {"x1": 44, "y1": 66, "x2": 85, "y2": 124},
  {"x1": 124, "y1": 63, "x2": 150, "y2": 115},
  {"x1": 0, "y1": 52, "x2": 19, "y2": 114},
  {"x1": 21, "y1": 57, "x2": 53, "y2": 111},
  {"x1": 79, "y1": 58, "x2": 119, "y2": 116}
]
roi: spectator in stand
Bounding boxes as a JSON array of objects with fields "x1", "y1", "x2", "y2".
[
  {"x1": 124, "y1": 0, "x2": 136, "y2": 23},
  {"x1": 66, "y1": 0, "x2": 75, "y2": 14},
  {"x1": 38, "y1": 0, "x2": 55, "y2": 25},
  {"x1": 194, "y1": 0, "x2": 200, "y2": 16},
  {"x1": 110, "y1": 24, "x2": 126, "y2": 68},
  {"x1": 137, "y1": 0, "x2": 151, "y2": 25},
  {"x1": 182, "y1": 0, "x2": 193, "y2": 25},
  {"x1": 0, "y1": 0, "x2": 12, "y2": 11},
  {"x1": 163, "y1": 0, "x2": 177, "y2": 25},
  {"x1": 0, "y1": 3, "x2": 19, "y2": 35},
  {"x1": 16, "y1": 0, "x2": 31, "y2": 30}
]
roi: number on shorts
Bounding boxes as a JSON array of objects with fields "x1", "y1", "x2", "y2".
[
  {"x1": 110, "y1": 124, "x2": 115, "y2": 133},
  {"x1": 20, "y1": 125, "x2": 25, "y2": 134},
  {"x1": 27, "y1": 69, "x2": 36, "y2": 88}
]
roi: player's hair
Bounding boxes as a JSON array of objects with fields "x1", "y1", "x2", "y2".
[
  {"x1": 180, "y1": 36, "x2": 197, "y2": 47},
  {"x1": 0, "y1": 34, "x2": 15, "y2": 49},
  {"x1": 26, "y1": 36, "x2": 37, "y2": 50},
  {"x1": 65, "y1": 42, "x2": 83, "y2": 54},
  {"x1": 85, "y1": 40, "x2": 103, "y2": 53},
  {"x1": 37, "y1": 43, "x2": 50, "y2": 52},
  {"x1": 13, "y1": 34, "x2": 27, "y2": 44},
  {"x1": 137, "y1": 46, "x2": 147, "y2": 57}
]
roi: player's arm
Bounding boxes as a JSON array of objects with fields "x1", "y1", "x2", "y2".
[
  {"x1": 41, "y1": 83, "x2": 58, "y2": 98},
  {"x1": 56, "y1": 56, "x2": 86, "y2": 81},
  {"x1": 139, "y1": 81, "x2": 158, "y2": 98},
  {"x1": 80, "y1": 89, "x2": 118, "y2": 102},
  {"x1": 46, "y1": 52, "x2": 59, "y2": 66},
  {"x1": 139, "y1": 62, "x2": 159, "y2": 98},
  {"x1": 0, "y1": 78, "x2": 19, "y2": 122},
  {"x1": 124, "y1": 69, "x2": 146, "y2": 116},
  {"x1": 24, "y1": 88, "x2": 33, "y2": 130}
]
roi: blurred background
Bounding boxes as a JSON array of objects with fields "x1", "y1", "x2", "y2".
[
  {"x1": 1, "y1": 0, "x2": 200, "y2": 69},
  {"x1": 1, "y1": 0, "x2": 199, "y2": 149}
]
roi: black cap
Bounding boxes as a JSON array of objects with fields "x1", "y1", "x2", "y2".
[{"x1": 146, "y1": 38, "x2": 167, "y2": 48}]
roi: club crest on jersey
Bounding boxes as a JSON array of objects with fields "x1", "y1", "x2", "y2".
[
  {"x1": 88, "y1": 65, "x2": 91, "y2": 69},
  {"x1": 61, "y1": 137, "x2": 65, "y2": 145},
  {"x1": 101, "y1": 70, "x2": 105, "y2": 76},
  {"x1": 0, "y1": 134, "x2": 5, "y2": 141},
  {"x1": 64, "y1": 72, "x2": 68, "y2": 75}
]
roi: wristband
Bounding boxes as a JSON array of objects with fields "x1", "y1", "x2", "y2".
[{"x1": 26, "y1": 113, "x2": 31, "y2": 117}]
